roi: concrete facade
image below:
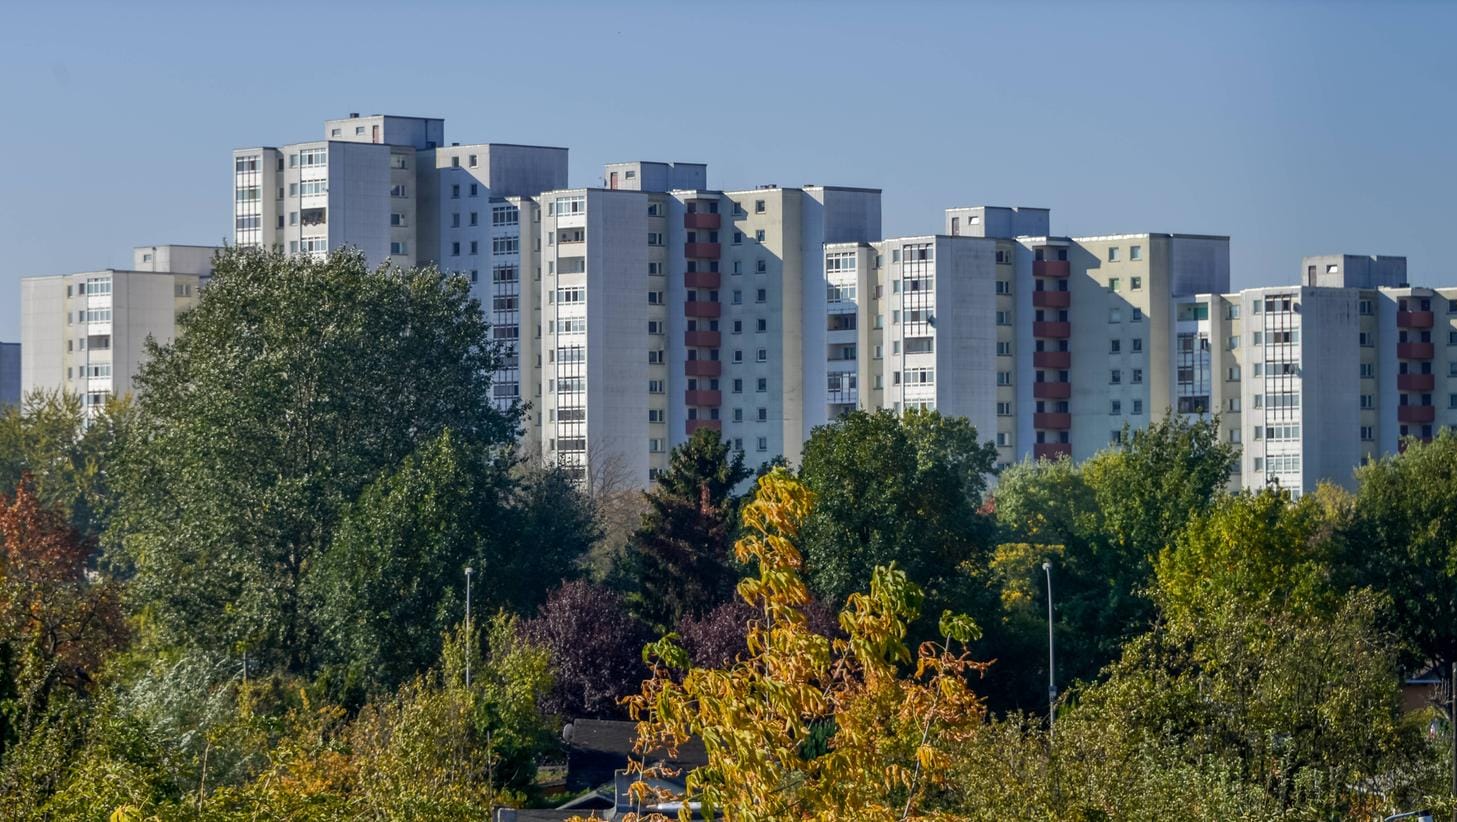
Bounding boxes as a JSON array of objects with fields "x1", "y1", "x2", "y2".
[
  {"x1": 0, "y1": 343, "x2": 18, "y2": 407},
  {"x1": 20, "y1": 245, "x2": 216, "y2": 415}
]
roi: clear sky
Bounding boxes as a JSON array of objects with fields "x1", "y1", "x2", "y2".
[{"x1": 1, "y1": 0, "x2": 1453, "y2": 342}]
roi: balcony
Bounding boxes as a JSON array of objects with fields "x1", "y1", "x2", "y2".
[
  {"x1": 1033, "y1": 260, "x2": 1070, "y2": 278},
  {"x1": 1032, "y1": 321, "x2": 1071, "y2": 339},
  {"x1": 1033, "y1": 350, "x2": 1071, "y2": 369},
  {"x1": 685, "y1": 300, "x2": 721, "y2": 319},
  {"x1": 684, "y1": 212, "x2": 721, "y2": 230},
  {"x1": 685, "y1": 270, "x2": 720, "y2": 289},
  {"x1": 1032, "y1": 290, "x2": 1071, "y2": 308},
  {"x1": 1033, "y1": 381, "x2": 1072, "y2": 400},
  {"x1": 1397, "y1": 341, "x2": 1435, "y2": 360},
  {"x1": 685, "y1": 359, "x2": 722, "y2": 378},
  {"x1": 1397, "y1": 310, "x2": 1434, "y2": 329},
  {"x1": 1397, "y1": 373, "x2": 1435, "y2": 391},
  {"x1": 684, "y1": 330, "x2": 721, "y2": 348},
  {"x1": 1033, "y1": 412, "x2": 1071, "y2": 430},
  {"x1": 1398, "y1": 404, "x2": 1435, "y2": 424},
  {"x1": 686, "y1": 419, "x2": 722, "y2": 436},
  {"x1": 685, "y1": 389, "x2": 722, "y2": 407},
  {"x1": 1034, "y1": 442, "x2": 1072, "y2": 460},
  {"x1": 684, "y1": 242, "x2": 721, "y2": 259}
]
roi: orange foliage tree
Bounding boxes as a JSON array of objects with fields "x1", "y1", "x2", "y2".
[
  {"x1": 609, "y1": 469, "x2": 988, "y2": 822},
  {"x1": 0, "y1": 477, "x2": 126, "y2": 741}
]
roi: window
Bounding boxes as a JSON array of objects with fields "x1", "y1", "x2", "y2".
[
  {"x1": 451, "y1": 242, "x2": 461, "y2": 257},
  {"x1": 1110, "y1": 369, "x2": 1121, "y2": 385},
  {"x1": 755, "y1": 229, "x2": 766, "y2": 242},
  {"x1": 1129, "y1": 245, "x2": 1142, "y2": 261},
  {"x1": 469, "y1": 183, "x2": 479, "y2": 197},
  {"x1": 757, "y1": 378, "x2": 768, "y2": 392},
  {"x1": 756, "y1": 319, "x2": 768, "y2": 333},
  {"x1": 1360, "y1": 394, "x2": 1375, "y2": 409},
  {"x1": 1107, "y1": 247, "x2": 1119, "y2": 262},
  {"x1": 1110, "y1": 400, "x2": 1122, "y2": 415},
  {"x1": 299, "y1": 147, "x2": 327, "y2": 167},
  {"x1": 996, "y1": 310, "x2": 1012, "y2": 326},
  {"x1": 648, "y1": 380, "x2": 665, "y2": 394},
  {"x1": 451, "y1": 156, "x2": 460, "y2": 168},
  {"x1": 1360, "y1": 362, "x2": 1375, "y2": 378},
  {"x1": 1110, "y1": 339, "x2": 1121, "y2": 353},
  {"x1": 469, "y1": 240, "x2": 478, "y2": 255},
  {"x1": 733, "y1": 231, "x2": 743, "y2": 245},
  {"x1": 995, "y1": 280, "x2": 1011, "y2": 295},
  {"x1": 996, "y1": 341, "x2": 1013, "y2": 356},
  {"x1": 390, "y1": 184, "x2": 407, "y2": 197},
  {"x1": 757, "y1": 260, "x2": 767, "y2": 273},
  {"x1": 1108, "y1": 277, "x2": 1120, "y2": 292},
  {"x1": 732, "y1": 379, "x2": 743, "y2": 394},
  {"x1": 1132, "y1": 399, "x2": 1144, "y2": 415},
  {"x1": 1360, "y1": 425, "x2": 1375, "y2": 441},
  {"x1": 997, "y1": 371, "x2": 1012, "y2": 386},
  {"x1": 1109, "y1": 308, "x2": 1122, "y2": 323},
  {"x1": 1131, "y1": 307, "x2": 1143, "y2": 322},
  {"x1": 468, "y1": 154, "x2": 478, "y2": 168},
  {"x1": 1131, "y1": 337, "x2": 1143, "y2": 353},
  {"x1": 997, "y1": 402, "x2": 1012, "y2": 416},
  {"x1": 451, "y1": 184, "x2": 461, "y2": 199},
  {"x1": 757, "y1": 437, "x2": 768, "y2": 452},
  {"x1": 1131, "y1": 368, "x2": 1143, "y2": 384},
  {"x1": 390, "y1": 241, "x2": 408, "y2": 255},
  {"x1": 757, "y1": 348, "x2": 768, "y2": 362},
  {"x1": 754, "y1": 199, "x2": 766, "y2": 213},
  {"x1": 757, "y1": 408, "x2": 768, "y2": 421},
  {"x1": 648, "y1": 232, "x2": 664, "y2": 246},
  {"x1": 647, "y1": 290, "x2": 663, "y2": 305},
  {"x1": 1227, "y1": 335, "x2": 1239, "y2": 350},
  {"x1": 756, "y1": 288, "x2": 767, "y2": 303}
]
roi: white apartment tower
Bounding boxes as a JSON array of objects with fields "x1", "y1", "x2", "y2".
[{"x1": 20, "y1": 245, "x2": 218, "y2": 415}]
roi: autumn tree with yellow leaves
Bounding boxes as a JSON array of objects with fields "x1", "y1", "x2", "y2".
[{"x1": 606, "y1": 469, "x2": 987, "y2": 822}]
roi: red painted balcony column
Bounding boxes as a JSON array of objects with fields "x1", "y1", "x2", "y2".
[
  {"x1": 686, "y1": 419, "x2": 723, "y2": 436},
  {"x1": 1032, "y1": 290, "x2": 1071, "y2": 308},
  {"x1": 1032, "y1": 321, "x2": 1071, "y2": 339},
  {"x1": 684, "y1": 242, "x2": 721, "y2": 259},
  {"x1": 685, "y1": 359, "x2": 722, "y2": 378},
  {"x1": 1032, "y1": 382, "x2": 1072, "y2": 400},
  {"x1": 1033, "y1": 260, "x2": 1070, "y2": 278},
  {"x1": 684, "y1": 212, "x2": 721, "y2": 230},
  {"x1": 684, "y1": 330, "x2": 721, "y2": 348},
  {"x1": 1397, "y1": 341, "x2": 1435, "y2": 360},
  {"x1": 1397, "y1": 373, "x2": 1435, "y2": 391},
  {"x1": 685, "y1": 300, "x2": 721, "y2": 318},
  {"x1": 1398, "y1": 404, "x2": 1435, "y2": 424},
  {"x1": 1033, "y1": 350, "x2": 1071, "y2": 369},
  {"x1": 1397, "y1": 310, "x2": 1434, "y2": 329},
  {"x1": 684, "y1": 271, "x2": 720, "y2": 289},
  {"x1": 1033, "y1": 412, "x2": 1072, "y2": 430}
]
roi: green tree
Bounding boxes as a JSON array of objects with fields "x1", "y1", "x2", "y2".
[
  {"x1": 620, "y1": 429, "x2": 750, "y2": 630},
  {"x1": 0, "y1": 390, "x2": 122, "y2": 537},
  {"x1": 307, "y1": 430, "x2": 506, "y2": 693},
  {"x1": 109, "y1": 247, "x2": 517, "y2": 674},
  {"x1": 1344, "y1": 430, "x2": 1457, "y2": 675},
  {"x1": 797, "y1": 409, "x2": 996, "y2": 610}
]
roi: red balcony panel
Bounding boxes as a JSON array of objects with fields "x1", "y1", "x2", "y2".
[
  {"x1": 684, "y1": 271, "x2": 720, "y2": 289},
  {"x1": 1398, "y1": 404, "x2": 1435, "y2": 424},
  {"x1": 686, "y1": 419, "x2": 722, "y2": 436},
  {"x1": 684, "y1": 389, "x2": 722, "y2": 407},
  {"x1": 684, "y1": 212, "x2": 721, "y2": 230},
  {"x1": 685, "y1": 359, "x2": 722, "y2": 378},
  {"x1": 684, "y1": 330, "x2": 721, "y2": 348},
  {"x1": 1033, "y1": 412, "x2": 1072, "y2": 430},
  {"x1": 685, "y1": 300, "x2": 721, "y2": 319},
  {"x1": 1033, "y1": 350, "x2": 1071, "y2": 369},
  {"x1": 1397, "y1": 373, "x2": 1435, "y2": 392},
  {"x1": 1032, "y1": 321, "x2": 1071, "y2": 339},
  {"x1": 1033, "y1": 260, "x2": 1070, "y2": 278},
  {"x1": 1032, "y1": 381, "x2": 1072, "y2": 400},
  {"x1": 684, "y1": 242, "x2": 721, "y2": 259},
  {"x1": 1397, "y1": 341, "x2": 1435, "y2": 360},
  {"x1": 1034, "y1": 442, "x2": 1072, "y2": 460},
  {"x1": 1032, "y1": 290, "x2": 1071, "y2": 308},
  {"x1": 1397, "y1": 310, "x2": 1435, "y2": 329}
]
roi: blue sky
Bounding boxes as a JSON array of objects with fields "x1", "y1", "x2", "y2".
[{"x1": 1, "y1": 0, "x2": 1453, "y2": 341}]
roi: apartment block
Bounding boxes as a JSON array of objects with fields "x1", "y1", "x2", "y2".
[
  {"x1": 232, "y1": 113, "x2": 566, "y2": 284},
  {"x1": 525, "y1": 166, "x2": 881, "y2": 485},
  {"x1": 20, "y1": 245, "x2": 217, "y2": 414},
  {"x1": 0, "y1": 342, "x2": 18, "y2": 407}
]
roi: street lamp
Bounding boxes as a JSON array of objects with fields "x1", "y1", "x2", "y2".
[
  {"x1": 464, "y1": 566, "x2": 474, "y2": 689},
  {"x1": 1042, "y1": 560, "x2": 1056, "y2": 741}
]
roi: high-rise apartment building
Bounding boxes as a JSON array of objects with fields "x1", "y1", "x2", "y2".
[
  {"x1": 0, "y1": 342, "x2": 19, "y2": 407},
  {"x1": 232, "y1": 113, "x2": 566, "y2": 280},
  {"x1": 20, "y1": 245, "x2": 217, "y2": 414},
  {"x1": 525, "y1": 166, "x2": 880, "y2": 485}
]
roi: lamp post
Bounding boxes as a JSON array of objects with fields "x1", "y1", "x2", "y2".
[
  {"x1": 1042, "y1": 561, "x2": 1056, "y2": 741},
  {"x1": 464, "y1": 566, "x2": 474, "y2": 689}
]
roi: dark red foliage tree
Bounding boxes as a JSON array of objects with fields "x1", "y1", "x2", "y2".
[{"x1": 521, "y1": 580, "x2": 651, "y2": 720}]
